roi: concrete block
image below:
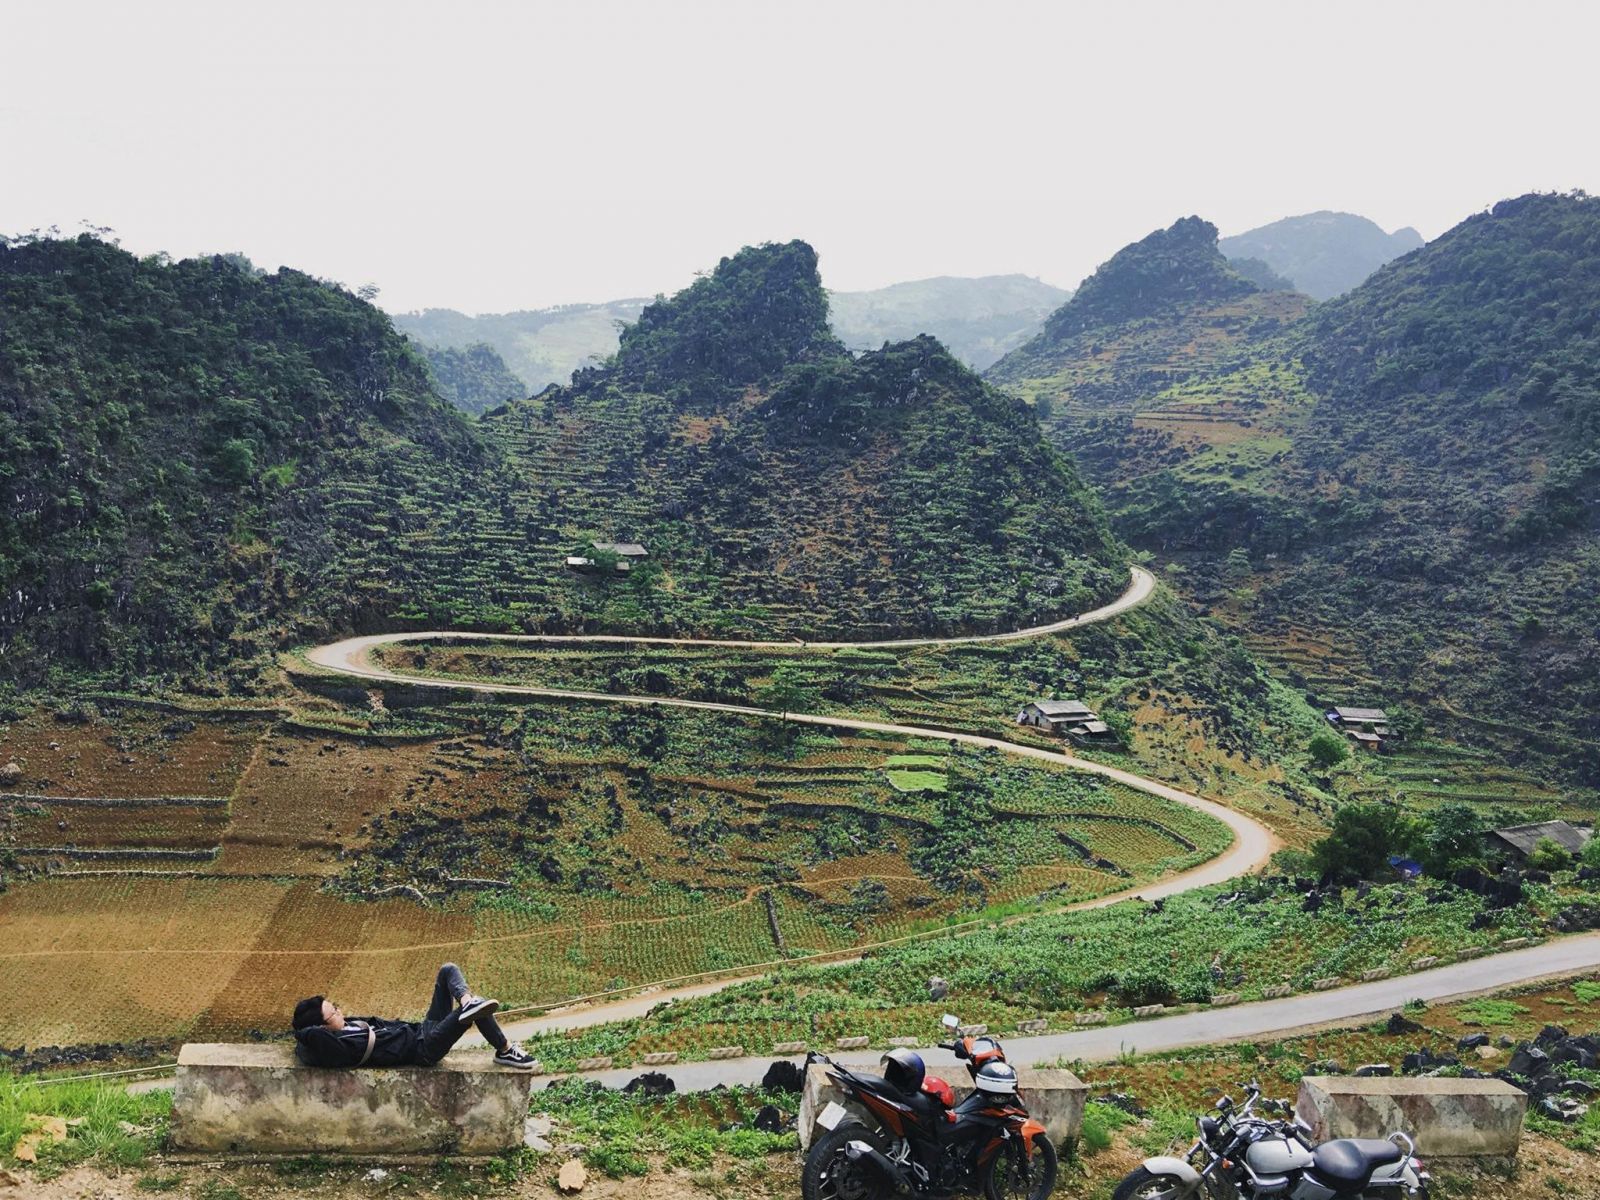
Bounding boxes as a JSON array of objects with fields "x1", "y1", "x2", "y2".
[
  {"x1": 1313, "y1": 977, "x2": 1343, "y2": 991},
  {"x1": 958, "y1": 1024, "x2": 988, "y2": 1038},
  {"x1": 170, "y1": 1043, "x2": 533, "y2": 1156},
  {"x1": 1074, "y1": 1012, "x2": 1107, "y2": 1026},
  {"x1": 573, "y1": 1056, "x2": 613, "y2": 1072},
  {"x1": 1457, "y1": 947, "x2": 1487, "y2": 960},
  {"x1": 772, "y1": 1040, "x2": 807, "y2": 1055},
  {"x1": 640, "y1": 1052, "x2": 678, "y2": 1066},
  {"x1": 1262, "y1": 984, "x2": 1293, "y2": 999},
  {"x1": 1296, "y1": 1075, "x2": 1526, "y2": 1159},
  {"x1": 799, "y1": 1062, "x2": 1085, "y2": 1151},
  {"x1": 706, "y1": 1045, "x2": 744, "y2": 1060},
  {"x1": 835, "y1": 1036, "x2": 870, "y2": 1050},
  {"x1": 1500, "y1": 938, "x2": 1531, "y2": 950},
  {"x1": 1412, "y1": 956, "x2": 1438, "y2": 970},
  {"x1": 888, "y1": 1037, "x2": 921, "y2": 1048},
  {"x1": 1132, "y1": 1004, "x2": 1165, "y2": 1018},
  {"x1": 1211, "y1": 993, "x2": 1241, "y2": 1007},
  {"x1": 1361, "y1": 968, "x2": 1392, "y2": 982},
  {"x1": 1016, "y1": 1019, "x2": 1049, "y2": 1033}
]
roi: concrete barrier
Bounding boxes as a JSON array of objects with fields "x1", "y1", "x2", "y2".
[
  {"x1": 1412, "y1": 956, "x2": 1438, "y2": 970},
  {"x1": 1296, "y1": 1076, "x2": 1527, "y2": 1159},
  {"x1": 641, "y1": 1052, "x2": 678, "y2": 1066},
  {"x1": 799, "y1": 1062, "x2": 1086, "y2": 1151},
  {"x1": 1361, "y1": 968, "x2": 1392, "y2": 982},
  {"x1": 1132, "y1": 1004, "x2": 1165, "y2": 1018},
  {"x1": 1016, "y1": 1019, "x2": 1049, "y2": 1033},
  {"x1": 170, "y1": 1043, "x2": 533, "y2": 1156},
  {"x1": 835, "y1": 1036, "x2": 870, "y2": 1050},
  {"x1": 1211, "y1": 993, "x2": 1241, "y2": 1007},
  {"x1": 706, "y1": 1045, "x2": 744, "y2": 1060},
  {"x1": 773, "y1": 1040, "x2": 807, "y2": 1054},
  {"x1": 1262, "y1": 984, "x2": 1293, "y2": 999},
  {"x1": 574, "y1": 1056, "x2": 613, "y2": 1072},
  {"x1": 1313, "y1": 977, "x2": 1343, "y2": 991},
  {"x1": 1074, "y1": 1012, "x2": 1107, "y2": 1026},
  {"x1": 888, "y1": 1037, "x2": 921, "y2": 1048}
]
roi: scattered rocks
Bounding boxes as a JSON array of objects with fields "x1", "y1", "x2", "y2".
[
  {"x1": 1354, "y1": 1064, "x2": 1393, "y2": 1077},
  {"x1": 1401, "y1": 1048, "x2": 1458, "y2": 1075},
  {"x1": 558, "y1": 1158, "x2": 588, "y2": 1192},
  {"x1": 0, "y1": 761, "x2": 22, "y2": 783},
  {"x1": 761, "y1": 1060, "x2": 804, "y2": 1093},
  {"x1": 621, "y1": 1071, "x2": 675, "y2": 1097},
  {"x1": 753, "y1": 1104, "x2": 785, "y2": 1133},
  {"x1": 1385, "y1": 1012, "x2": 1424, "y2": 1036},
  {"x1": 1092, "y1": 1092, "x2": 1148, "y2": 1117},
  {"x1": 1457, "y1": 1033, "x2": 1490, "y2": 1051},
  {"x1": 927, "y1": 976, "x2": 950, "y2": 1001},
  {"x1": 1539, "y1": 1096, "x2": 1589, "y2": 1124}
]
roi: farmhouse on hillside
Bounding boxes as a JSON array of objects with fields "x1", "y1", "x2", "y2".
[
  {"x1": 1326, "y1": 705, "x2": 1392, "y2": 749},
  {"x1": 1017, "y1": 699, "x2": 1116, "y2": 743},
  {"x1": 566, "y1": 541, "x2": 649, "y2": 573},
  {"x1": 1485, "y1": 820, "x2": 1591, "y2": 865}
]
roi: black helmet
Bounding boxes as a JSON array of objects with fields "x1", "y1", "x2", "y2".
[
  {"x1": 974, "y1": 1060, "x2": 1019, "y2": 1095},
  {"x1": 880, "y1": 1048, "x2": 926, "y2": 1095}
]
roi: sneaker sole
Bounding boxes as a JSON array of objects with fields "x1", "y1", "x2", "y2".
[
  {"x1": 495, "y1": 1057, "x2": 536, "y2": 1070},
  {"x1": 457, "y1": 998, "x2": 499, "y2": 1024}
]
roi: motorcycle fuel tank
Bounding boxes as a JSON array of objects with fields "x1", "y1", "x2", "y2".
[{"x1": 1247, "y1": 1137, "x2": 1315, "y2": 1176}]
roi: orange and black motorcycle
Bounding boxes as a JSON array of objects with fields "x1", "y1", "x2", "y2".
[{"x1": 801, "y1": 1014, "x2": 1057, "y2": 1200}]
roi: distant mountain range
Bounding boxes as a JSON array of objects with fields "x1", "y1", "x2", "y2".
[
  {"x1": 395, "y1": 274, "x2": 1072, "y2": 404},
  {"x1": 986, "y1": 194, "x2": 1600, "y2": 782},
  {"x1": 1219, "y1": 211, "x2": 1424, "y2": 300},
  {"x1": 0, "y1": 236, "x2": 1125, "y2": 686}
]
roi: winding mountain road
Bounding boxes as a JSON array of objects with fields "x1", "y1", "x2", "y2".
[{"x1": 305, "y1": 566, "x2": 1277, "y2": 1019}]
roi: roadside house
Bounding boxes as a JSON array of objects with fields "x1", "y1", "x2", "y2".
[
  {"x1": 1017, "y1": 700, "x2": 1117, "y2": 743},
  {"x1": 1485, "y1": 820, "x2": 1591, "y2": 864},
  {"x1": 566, "y1": 541, "x2": 649, "y2": 574}
]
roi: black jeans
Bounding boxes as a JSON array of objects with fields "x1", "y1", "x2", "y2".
[{"x1": 414, "y1": 963, "x2": 507, "y2": 1065}]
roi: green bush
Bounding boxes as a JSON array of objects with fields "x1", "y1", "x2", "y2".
[{"x1": 1308, "y1": 731, "x2": 1350, "y2": 768}]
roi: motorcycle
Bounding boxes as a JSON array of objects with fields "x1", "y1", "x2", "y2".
[
  {"x1": 1113, "y1": 1082, "x2": 1429, "y2": 1200},
  {"x1": 801, "y1": 1013, "x2": 1057, "y2": 1200}
]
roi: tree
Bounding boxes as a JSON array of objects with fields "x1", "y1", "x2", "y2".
[
  {"x1": 1310, "y1": 802, "x2": 1420, "y2": 882},
  {"x1": 1527, "y1": 837, "x2": 1573, "y2": 872},
  {"x1": 1414, "y1": 803, "x2": 1486, "y2": 875},
  {"x1": 1308, "y1": 731, "x2": 1350, "y2": 768},
  {"x1": 757, "y1": 663, "x2": 819, "y2": 717},
  {"x1": 214, "y1": 438, "x2": 255, "y2": 483},
  {"x1": 1581, "y1": 836, "x2": 1600, "y2": 871}
]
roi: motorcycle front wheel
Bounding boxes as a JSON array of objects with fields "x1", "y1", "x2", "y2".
[
  {"x1": 1111, "y1": 1165, "x2": 1199, "y2": 1200},
  {"x1": 983, "y1": 1133, "x2": 1059, "y2": 1200},
  {"x1": 801, "y1": 1122, "x2": 896, "y2": 1200}
]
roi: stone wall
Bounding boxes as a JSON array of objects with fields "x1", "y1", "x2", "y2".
[
  {"x1": 1296, "y1": 1075, "x2": 1526, "y2": 1159},
  {"x1": 170, "y1": 1043, "x2": 533, "y2": 1156}
]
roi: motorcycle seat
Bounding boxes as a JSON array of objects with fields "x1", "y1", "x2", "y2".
[{"x1": 1313, "y1": 1138, "x2": 1404, "y2": 1185}]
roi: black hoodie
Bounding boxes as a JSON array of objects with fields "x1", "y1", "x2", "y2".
[{"x1": 293, "y1": 1017, "x2": 420, "y2": 1067}]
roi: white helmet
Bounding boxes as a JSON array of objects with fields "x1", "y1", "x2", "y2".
[{"x1": 974, "y1": 1061, "x2": 1019, "y2": 1095}]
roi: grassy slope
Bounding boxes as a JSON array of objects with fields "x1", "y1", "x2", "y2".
[{"x1": 987, "y1": 195, "x2": 1600, "y2": 794}]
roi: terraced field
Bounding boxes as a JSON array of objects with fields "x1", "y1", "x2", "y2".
[{"x1": 0, "y1": 661, "x2": 1239, "y2": 1046}]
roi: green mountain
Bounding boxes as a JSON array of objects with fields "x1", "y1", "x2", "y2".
[
  {"x1": 1219, "y1": 211, "x2": 1424, "y2": 300},
  {"x1": 398, "y1": 275, "x2": 1072, "y2": 404},
  {"x1": 988, "y1": 194, "x2": 1600, "y2": 781},
  {"x1": 479, "y1": 241, "x2": 1128, "y2": 638},
  {"x1": 828, "y1": 274, "x2": 1070, "y2": 370},
  {"x1": 395, "y1": 299, "x2": 648, "y2": 397},
  {"x1": 421, "y1": 342, "x2": 526, "y2": 414},
  {"x1": 0, "y1": 236, "x2": 1127, "y2": 689}
]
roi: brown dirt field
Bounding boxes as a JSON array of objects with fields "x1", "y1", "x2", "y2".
[
  {"x1": 10, "y1": 801, "x2": 228, "y2": 849},
  {"x1": 0, "y1": 710, "x2": 267, "y2": 799}
]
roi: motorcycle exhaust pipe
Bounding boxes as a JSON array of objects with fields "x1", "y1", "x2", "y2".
[{"x1": 844, "y1": 1140, "x2": 913, "y2": 1194}]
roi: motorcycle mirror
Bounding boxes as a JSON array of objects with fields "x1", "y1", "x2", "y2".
[
  {"x1": 1216, "y1": 1096, "x2": 1233, "y2": 1111},
  {"x1": 941, "y1": 1014, "x2": 960, "y2": 1030}
]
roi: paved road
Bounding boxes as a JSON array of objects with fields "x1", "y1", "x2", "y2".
[
  {"x1": 305, "y1": 565, "x2": 1277, "y2": 1024},
  {"x1": 544, "y1": 933, "x2": 1600, "y2": 1094}
]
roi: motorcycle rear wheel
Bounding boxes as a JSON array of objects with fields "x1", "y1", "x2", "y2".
[
  {"x1": 983, "y1": 1133, "x2": 1059, "y2": 1200},
  {"x1": 801, "y1": 1122, "x2": 897, "y2": 1200},
  {"x1": 1111, "y1": 1166, "x2": 1198, "y2": 1200}
]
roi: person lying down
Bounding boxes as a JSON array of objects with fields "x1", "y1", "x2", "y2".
[{"x1": 292, "y1": 962, "x2": 535, "y2": 1070}]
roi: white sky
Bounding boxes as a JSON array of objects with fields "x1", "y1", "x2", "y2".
[{"x1": 4, "y1": 0, "x2": 1596, "y2": 314}]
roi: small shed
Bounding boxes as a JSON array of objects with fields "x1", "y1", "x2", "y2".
[{"x1": 1486, "y1": 820, "x2": 1591, "y2": 864}]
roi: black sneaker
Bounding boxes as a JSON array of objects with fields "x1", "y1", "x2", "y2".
[
  {"x1": 457, "y1": 993, "x2": 499, "y2": 1025},
  {"x1": 494, "y1": 1041, "x2": 537, "y2": 1070}
]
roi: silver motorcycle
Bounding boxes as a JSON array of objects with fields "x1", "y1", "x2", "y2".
[{"x1": 1112, "y1": 1082, "x2": 1429, "y2": 1200}]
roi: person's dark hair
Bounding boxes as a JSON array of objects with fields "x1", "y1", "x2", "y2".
[{"x1": 292, "y1": 995, "x2": 325, "y2": 1031}]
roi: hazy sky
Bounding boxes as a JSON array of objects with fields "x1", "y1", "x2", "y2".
[{"x1": 5, "y1": 1, "x2": 1596, "y2": 314}]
